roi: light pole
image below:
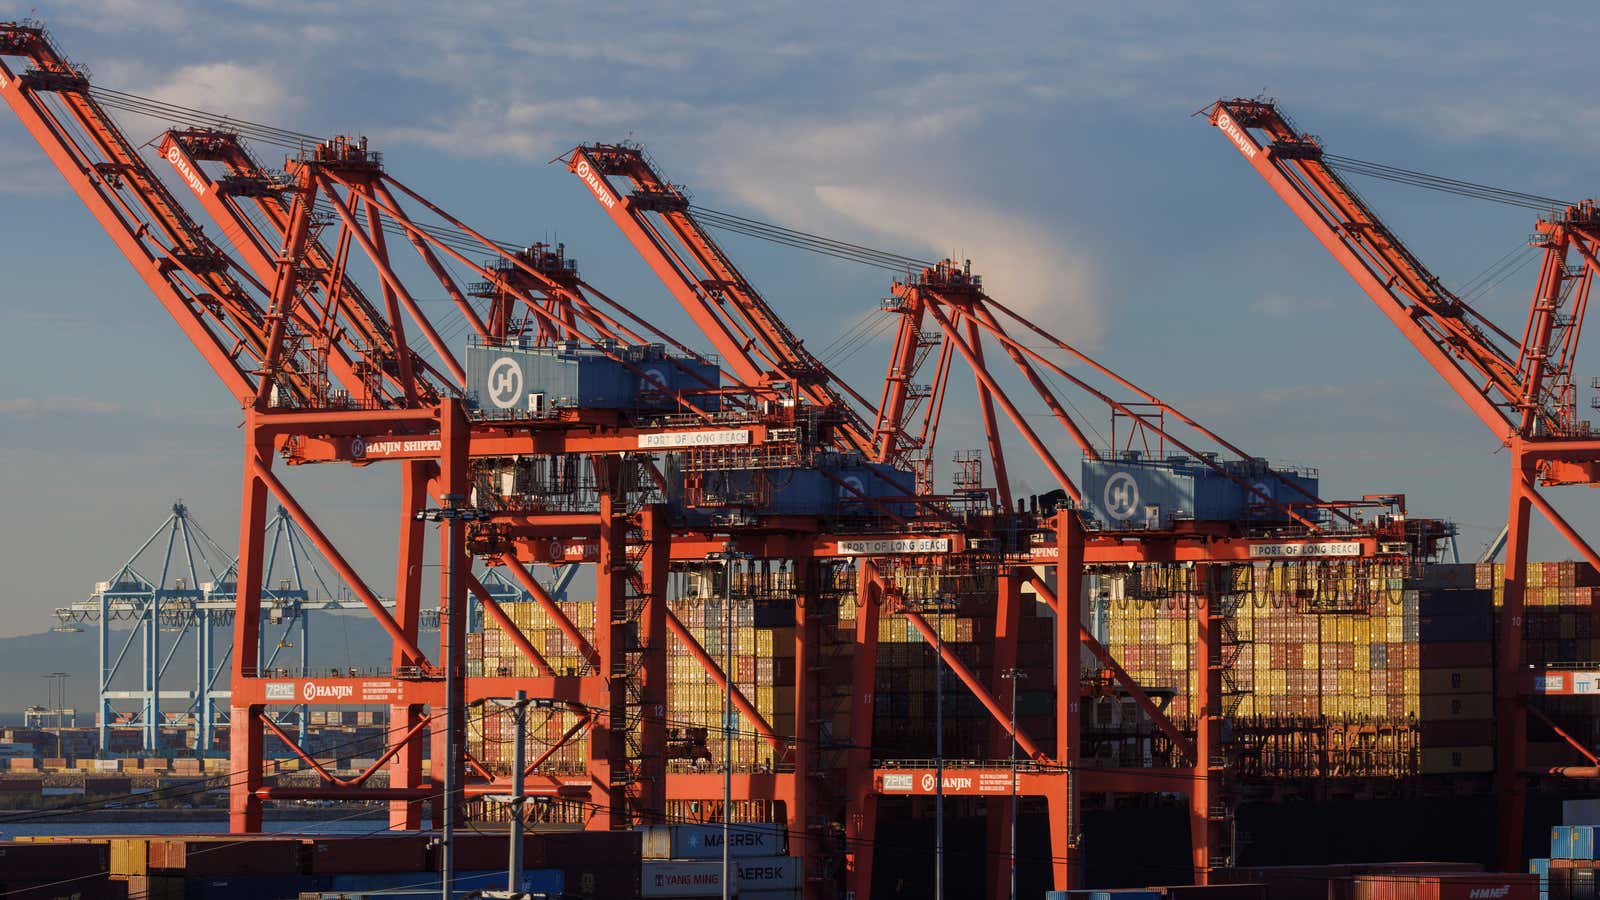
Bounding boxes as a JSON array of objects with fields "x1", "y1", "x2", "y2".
[
  {"x1": 724, "y1": 557, "x2": 732, "y2": 900},
  {"x1": 1002, "y1": 667, "x2": 1027, "y2": 900},
  {"x1": 473, "y1": 691, "x2": 554, "y2": 896},
  {"x1": 57, "y1": 673, "x2": 69, "y2": 756},
  {"x1": 504, "y1": 690, "x2": 529, "y2": 895},
  {"x1": 414, "y1": 498, "x2": 485, "y2": 900},
  {"x1": 43, "y1": 673, "x2": 67, "y2": 757},
  {"x1": 923, "y1": 596, "x2": 957, "y2": 900},
  {"x1": 708, "y1": 548, "x2": 750, "y2": 900}
]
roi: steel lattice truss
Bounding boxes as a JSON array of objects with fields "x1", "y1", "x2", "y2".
[
  {"x1": 56, "y1": 501, "x2": 537, "y2": 754},
  {"x1": 0, "y1": 21, "x2": 1457, "y2": 896},
  {"x1": 1206, "y1": 97, "x2": 1600, "y2": 872}
]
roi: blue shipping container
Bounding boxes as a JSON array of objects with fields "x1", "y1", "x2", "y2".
[
  {"x1": 1418, "y1": 614, "x2": 1493, "y2": 642},
  {"x1": 455, "y1": 869, "x2": 564, "y2": 894},
  {"x1": 330, "y1": 872, "x2": 439, "y2": 893},
  {"x1": 669, "y1": 457, "x2": 916, "y2": 519},
  {"x1": 1553, "y1": 825, "x2": 1596, "y2": 859},
  {"x1": 465, "y1": 341, "x2": 720, "y2": 415},
  {"x1": 1416, "y1": 588, "x2": 1493, "y2": 614},
  {"x1": 187, "y1": 876, "x2": 331, "y2": 899},
  {"x1": 1531, "y1": 858, "x2": 1550, "y2": 888},
  {"x1": 300, "y1": 871, "x2": 563, "y2": 900},
  {"x1": 1081, "y1": 454, "x2": 1319, "y2": 530}
]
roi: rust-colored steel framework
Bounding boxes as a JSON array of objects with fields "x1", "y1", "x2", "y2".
[
  {"x1": 0, "y1": 22, "x2": 1450, "y2": 897},
  {"x1": 1205, "y1": 97, "x2": 1600, "y2": 871}
]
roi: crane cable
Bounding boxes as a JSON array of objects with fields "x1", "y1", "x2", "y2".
[
  {"x1": 689, "y1": 205, "x2": 938, "y2": 272},
  {"x1": 88, "y1": 86, "x2": 321, "y2": 150},
  {"x1": 1323, "y1": 153, "x2": 1575, "y2": 212},
  {"x1": 86, "y1": 84, "x2": 937, "y2": 277}
]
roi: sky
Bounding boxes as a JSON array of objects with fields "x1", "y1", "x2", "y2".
[{"x1": 0, "y1": 0, "x2": 1598, "y2": 673}]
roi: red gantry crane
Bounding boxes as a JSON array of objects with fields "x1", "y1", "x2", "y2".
[
  {"x1": 562, "y1": 144, "x2": 1449, "y2": 895},
  {"x1": 0, "y1": 21, "x2": 1453, "y2": 897},
  {"x1": 1205, "y1": 97, "x2": 1600, "y2": 870}
]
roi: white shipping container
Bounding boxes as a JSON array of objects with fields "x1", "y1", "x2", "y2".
[
  {"x1": 639, "y1": 823, "x2": 787, "y2": 859},
  {"x1": 642, "y1": 860, "x2": 724, "y2": 898},
  {"x1": 735, "y1": 856, "x2": 802, "y2": 891}
]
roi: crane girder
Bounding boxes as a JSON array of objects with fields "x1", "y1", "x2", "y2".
[
  {"x1": 0, "y1": 22, "x2": 328, "y2": 408},
  {"x1": 564, "y1": 143, "x2": 876, "y2": 454},
  {"x1": 1205, "y1": 97, "x2": 1585, "y2": 444}
]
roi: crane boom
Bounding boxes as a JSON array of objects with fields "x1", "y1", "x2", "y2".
[
  {"x1": 1208, "y1": 95, "x2": 1600, "y2": 874},
  {"x1": 156, "y1": 129, "x2": 447, "y2": 405},
  {"x1": 1206, "y1": 99, "x2": 1543, "y2": 440},
  {"x1": 565, "y1": 144, "x2": 875, "y2": 453},
  {"x1": 0, "y1": 23, "x2": 310, "y2": 407}
]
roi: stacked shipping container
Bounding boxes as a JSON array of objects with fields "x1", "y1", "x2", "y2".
[
  {"x1": 464, "y1": 567, "x2": 799, "y2": 780},
  {"x1": 1482, "y1": 560, "x2": 1600, "y2": 755},
  {"x1": 1097, "y1": 562, "x2": 1495, "y2": 777}
]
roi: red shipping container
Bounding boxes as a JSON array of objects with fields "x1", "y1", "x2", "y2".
[
  {"x1": 1215, "y1": 865, "x2": 1357, "y2": 900},
  {"x1": 1419, "y1": 642, "x2": 1488, "y2": 668},
  {"x1": 1362, "y1": 864, "x2": 1485, "y2": 876},
  {"x1": 306, "y1": 835, "x2": 428, "y2": 874},
  {"x1": 525, "y1": 829, "x2": 642, "y2": 868},
  {"x1": 0, "y1": 841, "x2": 111, "y2": 880},
  {"x1": 1351, "y1": 874, "x2": 1537, "y2": 900}
]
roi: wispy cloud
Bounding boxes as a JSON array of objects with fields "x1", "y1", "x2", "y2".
[
  {"x1": 0, "y1": 397, "x2": 123, "y2": 416},
  {"x1": 141, "y1": 61, "x2": 298, "y2": 123},
  {"x1": 702, "y1": 106, "x2": 1104, "y2": 342}
]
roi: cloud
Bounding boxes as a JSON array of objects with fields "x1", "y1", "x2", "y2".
[
  {"x1": 378, "y1": 95, "x2": 694, "y2": 161},
  {"x1": 704, "y1": 110, "x2": 1104, "y2": 343},
  {"x1": 0, "y1": 397, "x2": 123, "y2": 416},
  {"x1": 812, "y1": 183, "x2": 1100, "y2": 340},
  {"x1": 141, "y1": 62, "x2": 297, "y2": 123}
]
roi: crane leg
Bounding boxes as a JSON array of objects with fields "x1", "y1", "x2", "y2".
[{"x1": 1495, "y1": 467, "x2": 1533, "y2": 871}]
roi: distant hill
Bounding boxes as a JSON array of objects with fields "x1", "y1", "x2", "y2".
[{"x1": 0, "y1": 615, "x2": 400, "y2": 717}]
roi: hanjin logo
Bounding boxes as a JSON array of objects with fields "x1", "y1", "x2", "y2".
[
  {"x1": 574, "y1": 159, "x2": 617, "y2": 210},
  {"x1": 165, "y1": 144, "x2": 208, "y2": 197},
  {"x1": 1216, "y1": 112, "x2": 1258, "y2": 160},
  {"x1": 1103, "y1": 471, "x2": 1140, "y2": 521},
  {"x1": 302, "y1": 682, "x2": 354, "y2": 702},
  {"x1": 920, "y1": 773, "x2": 936, "y2": 792},
  {"x1": 486, "y1": 357, "x2": 523, "y2": 409}
]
